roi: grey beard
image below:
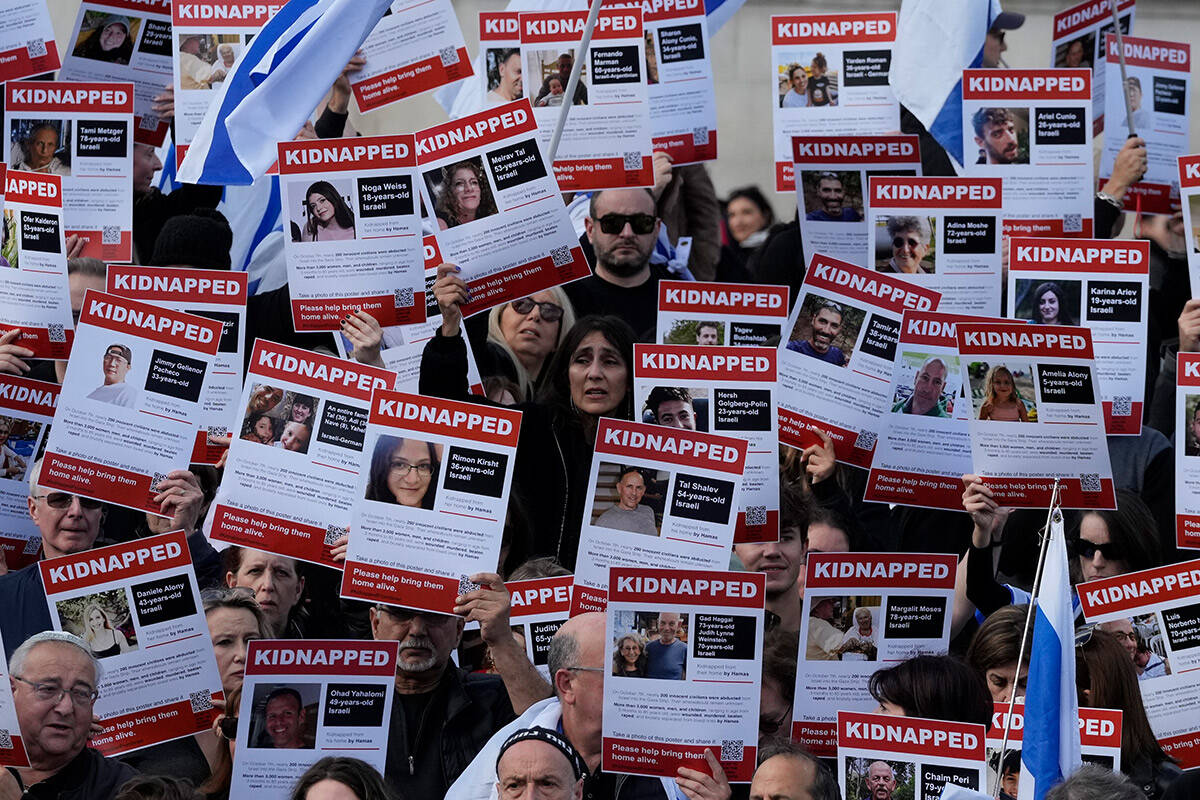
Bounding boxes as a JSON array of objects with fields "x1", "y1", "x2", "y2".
[{"x1": 395, "y1": 636, "x2": 439, "y2": 673}]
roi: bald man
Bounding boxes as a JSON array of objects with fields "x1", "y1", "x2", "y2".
[
  {"x1": 495, "y1": 727, "x2": 585, "y2": 800},
  {"x1": 751, "y1": 749, "x2": 838, "y2": 800},
  {"x1": 645, "y1": 611, "x2": 687, "y2": 679},
  {"x1": 864, "y1": 761, "x2": 896, "y2": 800}
]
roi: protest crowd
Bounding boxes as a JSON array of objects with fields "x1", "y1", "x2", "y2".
[{"x1": 1, "y1": 1, "x2": 1200, "y2": 799}]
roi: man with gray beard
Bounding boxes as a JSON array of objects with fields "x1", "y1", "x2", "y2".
[{"x1": 370, "y1": 587, "x2": 550, "y2": 799}]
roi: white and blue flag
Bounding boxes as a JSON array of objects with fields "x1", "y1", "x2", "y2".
[
  {"x1": 177, "y1": 0, "x2": 391, "y2": 186},
  {"x1": 889, "y1": 0, "x2": 1002, "y2": 171},
  {"x1": 1020, "y1": 508, "x2": 1082, "y2": 800}
]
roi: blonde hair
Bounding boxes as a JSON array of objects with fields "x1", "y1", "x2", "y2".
[
  {"x1": 82, "y1": 603, "x2": 114, "y2": 645},
  {"x1": 486, "y1": 286, "x2": 577, "y2": 400},
  {"x1": 983, "y1": 365, "x2": 1021, "y2": 406}
]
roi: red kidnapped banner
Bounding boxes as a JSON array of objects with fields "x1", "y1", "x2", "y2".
[
  {"x1": 6, "y1": 81, "x2": 134, "y2": 113},
  {"x1": 279, "y1": 134, "x2": 416, "y2": 174},
  {"x1": 772, "y1": 13, "x2": 895, "y2": 45}
]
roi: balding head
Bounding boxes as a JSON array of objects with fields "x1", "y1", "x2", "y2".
[
  {"x1": 547, "y1": 612, "x2": 606, "y2": 769},
  {"x1": 866, "y1": 761, "x2": 896, "y2": 800},
  {"x1": 751, "y1": 753, "x2": 818, "y2": 800},
  {"x1": 497, "y1": 738, "x2": 584, "y2": 800}
]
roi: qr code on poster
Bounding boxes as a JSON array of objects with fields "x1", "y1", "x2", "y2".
[
  {"x1": 47, "y1": 324, "x2": 65, "y2": 343},
  {"x1": 623, "y1": 152, "x2": 642, "y2": 171},
  {"x1": 0, "y1": 729, "x2": 11, "y2": 749},
  {"x1": 692, "y1": 127, "x2": 709, "y2": 146},
  {"x1": 1079, "y1": 473, "x2": 1101, "y2": 492},
  {"x1": 102, "y1": 226, "x2": 121, "y2": 245},
  {"x1": 439, "y1": 46, "x2": 459, "y2": 66},
  {"x1": 720, "y1": 740, "x2": 743, "y2": 762},
  {"x1": 551, "y1": 246, "x2": 571, "y2": 267},
  {"x1": 324, "y1": 524, "x2": 349, "y2": 547},
  {"x1": 152, "y1": 472, "x2": 167, "y2": 490},
  {"x1": 394, "y1": 287, "x2": 414, "y2": 308},
  {"x1": 458, "y1": 575, "x2": 480, "y2": 596},
  {"x1": 207, "y1": 425, "x2": 228, "y2": 439},
  {"x1": 139, "y1": 114, "x2": 160, "y2": 132},
  {"x1": 23, "y1": 537, "x2": 41, "y2": 555},
  {"x1": 1063, "y1": 213, "x2": 1082, "y2": 233},
  {"x1": 189, "y1": 690, "x2": 214, "y2": 713},
  {"x1": 1112, "y1": 396, "x2": 1132, "y2": 416},
  {"x1": 26, "y1": 39, "x2": 47, "y2": 59},
  {"x1": 745, "y1": 506, "x2": 767, "y2": 526},
  {"x1": 854, "y1": 430, "x2": 877, "y2": 451}
]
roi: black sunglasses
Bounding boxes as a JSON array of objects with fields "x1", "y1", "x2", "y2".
[
  {"x1": 1075, "y1": 538, "x2": 1124, "y2": 562},
  {"x1": 510, "y1": 297, "x2": 564, "y2": 322},
  {"x1": 37, "y1": 492, "x2": 103, "y2": 510},
  {"x1": 595, "y1": 213, "x2": 656, "y2": 235}
]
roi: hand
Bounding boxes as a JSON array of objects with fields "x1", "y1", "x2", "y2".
[
  {"x1": 0, "y1": 547, "x2": 8, "y2": 577},
  {"x1": 801, "y1": 428, "x2": 836, "y2": 485},
  {"x1": 0, "y1": 765, "x2": 19, "y2": 800},
  {"x1": 330, "y1": 51, "x2": 365, "y2": 114},
  {"x1": 210, "y1": 698, "x2": 231, "y2": 738},
  {"x1": 248, "y1": 385, "x2": 283, "y2": 414},
  {"x1": 675, "y1": 750, "x2": 731, "y2": 800},
  {"x1": 66, "y1": 233, "x2": 87, "y2": 258},
  {"x1": 151, "y1": 83, "x2": 175, "y2": 122},
  {"x1": 1180, "y1": 299, "x2": 1200, "y2": 353},
  {"x1": 434, "y1": 262, "x2": 468, "y2": 336},
  {"x1": 1100, "y1": 136, "x2": 1147, "y2": 203},
  {"x1": 342, "y1": 310, "x2": 385, "y2": 367},
  {"x1": 0, "y1": 329, "x2": 33, "y2": 375},
  {"x1": 149, "y1": 470, "x2": 205, "y2": 535},
  {"x1": 294, "y1": 120, "x2": 318, "y2": 140},
  {"x1": 329, "y1": 534, "x2": 349, "y2": 563},
  {"x1": 961, "y1": 474, "x2": 1010, "y2": 547},
  {"x1": 453, "y1": 572, "x2": 515, "y2": 648},
  {"x1": 651, "y1": 150, "x2": 674, "y2": 200}
]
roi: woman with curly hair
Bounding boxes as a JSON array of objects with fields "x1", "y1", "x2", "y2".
[
  {"x1": 436, "y1": 161, "x2": 498, "y2": 229},
  {"x1": 612, "y1": 634, "x2": 647, "y2": 677}
]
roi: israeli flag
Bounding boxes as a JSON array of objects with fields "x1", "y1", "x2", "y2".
[
  {"x1": 177, "y1": 0, "x2": 391, "y2": 186},
  {"x1": 1020, "y1": 508, "x2": 1082, "y2": 800},
  {"x1": 889, "y1": 0, "x2": 1002, "y2": 171}
]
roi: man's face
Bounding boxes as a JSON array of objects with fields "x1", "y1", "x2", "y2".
[
  {"x1": 102, "y1": 348, "x2": 131, "y2": 385},
  {"x1": 750, "y1": 754, "x2": 816, "y2": 800},
  {"x1": 28, "y1": 128, "x2": 59, "y2": 170},
  {"x1": 696, "y1": 325, "x2": 719, "y2": 345},
  {"x1": 657, "y1": 613, "x2": 680, "y2": 642},
  {"x1": 132, "y1": 144, "x2": 163, "y2": 195},
  {"x1": 500, "y1": 53, "x2": 523, "y2": 97},
  {"x1": 1126, "y1": 81, "x2": 1142, "y2": 112},
  {"x1": 616, "y1": 471, "x2": 646, "y2": 509},
  {"x1": 1191, "y1": 410, "x2": 1200, "y2": 447},
  {"x1": 28, "y1": 487, "x2": 103, "y2": 559},
  {"x1": 866, "y1": 762, "x2": 896, "y2": 800},
  {"x1": 818, "y1": 178, "x2": 845, "y2": 215},
  {"x1": 810, "y1": 308, "x2": 842, "y2": 354},
  {"x1": 496, "y1": 740, "x2": 581, "y2": 800},
  {"x1": 735, "y1": 526, "x2": 804, "y2": 598},
  {"x1": 371, "y1": 607, "x2": 463, "y2": 680},
  {"x1": 1100, "y1": 618, "x2": 1138, "y2": 659},
  {"x1": 982, "y1": 30, "x2": 1006, "y2": 68},
  {"x1": 12, "y1": 642, "x2": 96, "y2": 766},
  {"x1": 977, "y1": 117, "x2": 1019, "y2": 164},
  {"x1": 585, "y1": 189, "x2": 659, "y2": 279},
  {"x1": 911, "y1": 362, "x2": 946, "y2": 413},
  {"x1": 655, "y1": 399, "x2": 696, "y2": 430},
  {"x1": 557, "y1": 55, "x2": 573, "y2": 76},
  {"x1": 265, "y1": 694, "x2": 305, "y2": 748}
]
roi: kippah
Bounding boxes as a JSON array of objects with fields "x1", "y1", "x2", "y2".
[{"x1": 496, "y1": 726, "x2": 588, "y2": 781}]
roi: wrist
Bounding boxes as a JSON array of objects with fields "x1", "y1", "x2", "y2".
[{"x1": 1097, "y1": 185, "x2": 1126, "y2": 207}]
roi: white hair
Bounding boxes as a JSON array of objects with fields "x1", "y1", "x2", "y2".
[{"x1": 10, "y1": 630, "x2": 101, "y2": 682}]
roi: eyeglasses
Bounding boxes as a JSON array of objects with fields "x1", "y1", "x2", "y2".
[
  {"x1": 1110, "y1": 630, "x2": 1137, "y2": 643},
  {"x1": 892, "y1": 237, "x2": 922, "y2": 250},
  {"x1": 595, "y1": 213, "x2": 656, "y2": 235},
  {"x1": 452, "y1": 178, "x2": 480, "y2": 192},
  {"x1": 376, "y1": 605, "x2": 455, "y2": 625},
  {"x1": 388, "y1": 460, "x2": 433, "y2": 478},
  {"x1": 102, "y1": 353, "x2": 129, "y2": 364},
  {"x1": 35, "y1": 492, "x2": 103, "y2": 510},
  {"x1": 563, "y1": 666, "x2": 605, "y2": 673},
  {"x1": 12, "y1": 675, "x2": 99, "y2": 706},
  {"x1": 510, "y1": 297, "x2": 564, "y2": 322},
  {"x1": 759, "y1": 705, "x2": 789, "y2": 736},
  {"x1": 1075, "y1": 538, "x2": 1124, "y2": 562}
]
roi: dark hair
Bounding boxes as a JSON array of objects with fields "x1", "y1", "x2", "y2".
[
  {"x1": 645, "y1": 386, "x2": 693, "y2": 418},
  {"x1": 696, "y1": 320, "x2": 721, "y2": 335},
  {"x1": 116, "y1": 776, "x2": 203, "y2": 800},
  {"x1": 805, "y1": 504, "x2": 854, "y2": 550},
  {"x1": 1076, "y1": 627, "x2": 1173, "y2": 770},
  {"x1": 754, "y1": 743, "x2": 840, "y2": 800},
  {"x1": 762, "y1": 628, "x2": 798, "y2": 705},
  {"x1": 587, "y1": 188, "x2": 656, "y2": 220},
  {"x1": 972, "y1": 106, "x2": 1015, "y2": 138},
  {"x1": 436, "y1": 160, "x2": 498, "y2": 227},
  {"x1": 868, "y1": 655, "x2": 992, "y2": 729},
  {"x1": 290, "y1": 394, "x2": 315, "y2": 413},
  {"x1": 537, "y1": 315, "x2": 635, "y2": 424},
  {"x1": 365, "y1": 435, "x2": 440, "y2": 510},
  {"x1": 1030, "y1": 281, "x2": 1076, "y2": 325},
  {"x1": 508, "y1": 556, "x2": 570, "y2": 581},
  {"x1": 265, "y1": 686, "x2": 303, "y2": 710},
  {"x1": 290, "y1": 757, "x2": 398, "y2": 800},
  {"x1": 612, "y1": 634, "x2": 646, "y2": 675},
  {"x1": 221, "y1": 547, "x2": 306, "y2": 586},
  {"x1": 77, "y1": 18, "x2": 134, "y2": 64},
  {"x1": 725, "y1": 187, "x2": 775, "y2": 230},
  {"x1": 304, "y1": 180, "x2": 355, "y2": 237},
  {"x1": 780, "y1": 481, "x2": 810, "y2": 538},
  {"x1": 811, "y1": 52, "x2": 827, "y2": 71},
  {"x1": 241, "y1": 412, "x2": 278, "y2": 442},
  {"x1": 1071, "y1": 489, "x2": 1162, "y2": 576},
  {"x1": 966, "y1": 604, "x2": 1032, "y2": 676}
]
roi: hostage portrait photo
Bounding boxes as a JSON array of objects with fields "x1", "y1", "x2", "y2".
[
  {"x1": 10, "y1": 119, "x2": 72, "y2": 176},
  {"x1": 247, "y1": 683, "x2": 320, "y2": 750},
  {"x1": 590, "y1": 463, "x2": 668, "y2": 536},
  {"x1": 55, "y1": 588, "x2": 138, "y2": 659},
  {"x1": 804, "y1": 595, "x2": 881, "y2": 661},
  {"x1": 610, "y1": 609, "x2": 689, "y2": 680},
  {"x1": 875, "y1": 215, "x2": 937, "y2": 275},
  {"x1": 784, "y1": 293, "x2": 866, "y2": 368},
  {"x1": 177, "y1": 33, "x2": 241, "y2": 91},
  {"x1": 423, "y1": 157, "x2": 499, "y2": 231},
  {"x1": 72, "y1": 11, "x2": 142, "y2": 65},
  {"x1": 364, "y1": 434, "x2": 443, "y2": 511},
  {"x1": 288, "y1": 178, "x2": 357, "y2": 244}
]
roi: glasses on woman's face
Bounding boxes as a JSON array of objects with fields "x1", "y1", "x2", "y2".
[
  {"x1": 893, "y1": 236, "x2": 921, "y2": 250},
  {"x1": 510, "y1": 297, "x2": 564, "y2": 322},
  {"x1": 36, "y1": 492, "x2": 103, "y2": 510},
  {"x1": 389, "y1": 460, "x2": 432, "y2": 478},
  {"x1": 453, "y1": 178, "x2": 480, "y2": 193}
]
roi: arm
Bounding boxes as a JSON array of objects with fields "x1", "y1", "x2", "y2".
[
  {"x1": 0, "y1": 329, "x2": 33, "y2": 376},
  {"x1": 454, "y1": 572, "x2": 552, "y2": 714},
  {"x1": 315, "y1": 52, "x2": 364, "y2": 139},
  {"x1": 960, "y1": 474, "x2": 1014, "y2": 619},
  {"x1": 418, "y1": 263, "x2": 474, "y2": 400},
  {"x1": 341, "y1": 310, "x2": 386, "y2": 368},
  {"x1": 1016, "y1": 402, "x2": 1028, "y2": 422},
  {"x1": 675, "y1": 164, "x2": 722, "y2": 282}
]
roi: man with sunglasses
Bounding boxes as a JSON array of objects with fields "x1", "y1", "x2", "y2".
[
  {"x1": 569, "y1": 188, "x2": 666, "y2": 340},
  {"x1": 3, "y1": 631, "x2": 135, "y2": 798}
]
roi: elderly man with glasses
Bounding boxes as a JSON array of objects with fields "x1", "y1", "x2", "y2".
[{"x1": 2, "y1": 631, "x2": 135, "y2": 798}]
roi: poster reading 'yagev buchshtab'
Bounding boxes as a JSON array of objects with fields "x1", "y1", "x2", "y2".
[
  {"x1": 656, "y1": 281, "x2": 790, "y2": 347},
  {"x1": 770, "y1": 13, "x2": 899, "y2": 192}
]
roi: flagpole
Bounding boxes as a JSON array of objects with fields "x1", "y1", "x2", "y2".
[
  {"x1": 547, "y1": 0, "x2": 603, "y2": 164},
  {"x1": 1109, "y1": 0, "x2": 1136, "y2": 135},
  {"x1": 993, "y1": 478, "x2": 1062, "y2": 800}
]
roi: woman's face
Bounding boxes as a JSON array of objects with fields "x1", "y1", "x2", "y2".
[
  {"x1": 1038, "y1": 290, "x2": 1060, "y2": 323},
  {"x1": 991, "y1": 371, "x2": 1014, "y2": 401},
  {"x1": 307, "y1": 192, "x2": 336, "y2": 224},
  {"x1": 499, "y1": 291, "x2": 560, "y2": 364},
  {"x1": 291, "y1": 402, "x2": 313, "y2": 424},
  {"x1": 451, "y1": 167, "x2": 481, "y2": 217},
  {"x1": 1078, "y1": 514, "x2": 1130, "y2": 582},
  {"x1": 620, "y1": 639, "x2": 641, "y2": 666},
  {"x1": 726, "y1": 197, "x2": 767, "y2": 244},
  {"x1": 88, "y1": 608, "x2": 105, "y2": 631},
  {"x1": 387, "y1": 439, "x2": 434, "y2": 507},
  {"x1": 253, "y1": 416, "x2": 273, "y2": 441},
  {"x1": 208, "y1": 607, "x2": 261, "y2": 695},
  {"x1": 100, "y1": 22, "x2": 127, "y2": 52},
  {"x1": 891, "y1": 227, "x2": 928, "y2": 273},
  {"x1": 568, "y1": 331, "x2": 628, "y2": 417},
  {"x1": 984, "y1": 661, "x2": 1027, "y2": 703}
]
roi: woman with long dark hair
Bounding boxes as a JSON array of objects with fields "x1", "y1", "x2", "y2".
[
  {"x1": 298, "y1": 181, "x2": 355, "y2": 242},
  {"x1": 435, "y1": 161, "x2": 498, "y2": 229},
  {"x1": 1027, "y1": 281, "x2": 1075, "y2": 325},
  {"x1": 364, "y1": 435, "x2": 440, "y2": 510}
]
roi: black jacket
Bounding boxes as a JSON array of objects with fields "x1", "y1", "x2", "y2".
[{"x1": 8, "y1": 747, "x2": 136, "y2": 800}]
